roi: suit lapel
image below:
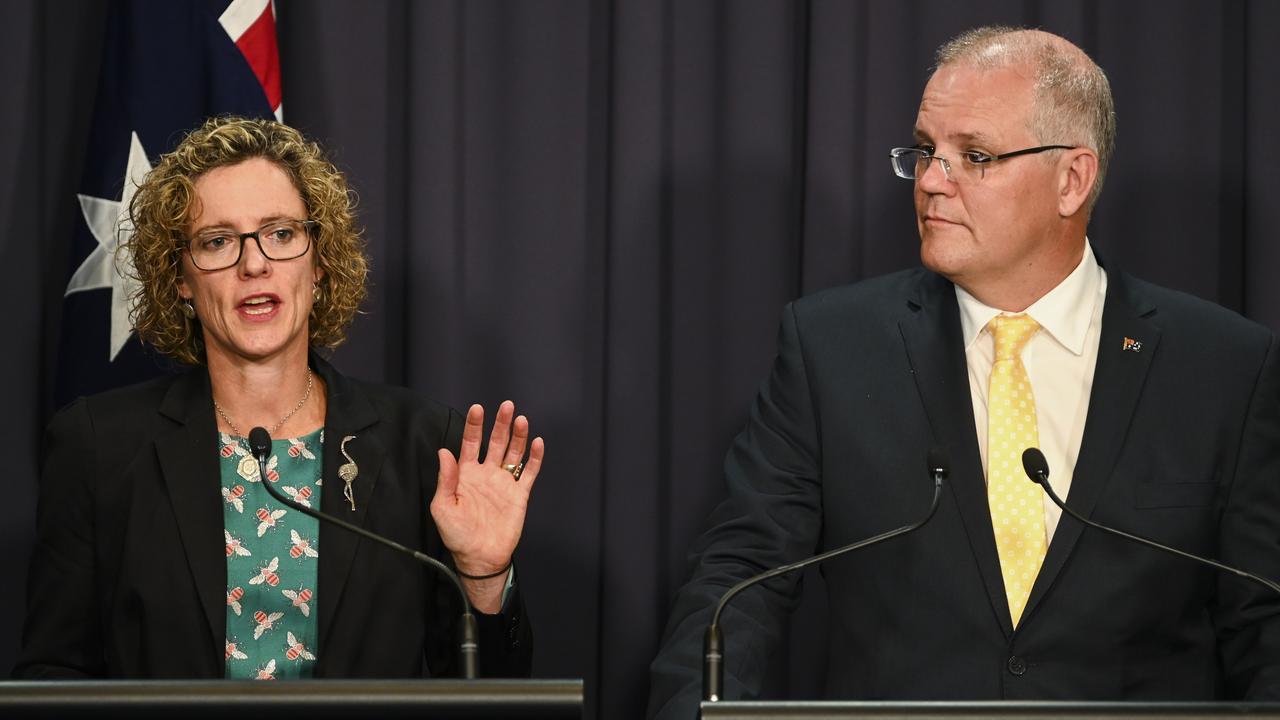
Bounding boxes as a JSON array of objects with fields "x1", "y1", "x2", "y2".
[
  {"x1": 898, "y1": 272, "x2": 1015, "y2": 637},
  {"x1": 1023, "y1": 271, "x2": 1160, "y2": 621},
  {"x1": 313, "y1": 356, "x2": 385, "y2": 664},
  {"x1": 154, "y1": 369, "x2": 226, "y2": 665}
]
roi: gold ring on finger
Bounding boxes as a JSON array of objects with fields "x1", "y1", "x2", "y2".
[{"x1": 502, "y1": 462, "x2": 524, "y2": 480}]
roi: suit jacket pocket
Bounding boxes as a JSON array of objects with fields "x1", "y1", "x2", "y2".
[{"x1": 1134, "y1": 480, "x2": 1219, "y2": 509}]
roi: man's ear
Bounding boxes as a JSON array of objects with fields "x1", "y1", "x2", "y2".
[{"x1": 1059, "y1": 148, "x2": 1098, "y2": 218}]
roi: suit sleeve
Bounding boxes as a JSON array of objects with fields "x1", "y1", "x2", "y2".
[
  {"x1": 1216, "y1": 332, "x2": 1280, "y2": 698},
  {"x1": 12, "y1": 399, "x2": 105, "y2": 678},
  {"x1": 647, "y1": 302, "x2": 824, "y2": 719},
  {"x1": 423, "y1": 406, "x2": 533, "y2": 678}
]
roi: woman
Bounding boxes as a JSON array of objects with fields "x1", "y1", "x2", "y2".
[{"x1": 15, "y1": 117, "x2": 541, "y2": 679}]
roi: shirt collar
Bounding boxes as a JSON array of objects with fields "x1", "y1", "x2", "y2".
[{"x1": 956, "y1": 240, "x2": 1102, "y2": 355}]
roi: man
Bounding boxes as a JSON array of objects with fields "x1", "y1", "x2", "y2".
[{"x1": 648, "y1": 26, "x2": 1280, "y2": 718}]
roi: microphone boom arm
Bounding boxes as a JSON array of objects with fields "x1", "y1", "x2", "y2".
[
  {"x1": 248, "y1": 427, "x2": 481, "y2": 679},
  {"x1": 703, "y1": 457, "x2": 948, "y2": 702},
  {"x1": 1027, "y1": 461, "x2": 1280, "y2": 597}
]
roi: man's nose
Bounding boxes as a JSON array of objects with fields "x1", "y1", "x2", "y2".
[{"x1": 916, "y1": 156, "x2": 955, "y2": 195}]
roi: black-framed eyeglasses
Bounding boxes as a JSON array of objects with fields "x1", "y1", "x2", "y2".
[
  {"x1": 185, "y1": 219, "x2": 317, "y2": 271},
  {"x1": 890, "y1": 144, "x2": 1076, "y2": 184}
]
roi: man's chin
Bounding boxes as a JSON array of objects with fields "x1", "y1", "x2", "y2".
[
  {"x1": 921, "y1": 259, "x2": 958, "y2": 281},
  {"x1": 919, "y1": 236, "x2": 973, "y2": 278}
]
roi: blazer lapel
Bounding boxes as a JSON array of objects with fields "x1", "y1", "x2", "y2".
[
  {"x1": 312, "y1": 356, "x2": 385, "y2": 662},
  {"x1": 154, "y1": 369, "x2": 226, "y2": 665},
  {"x1": 898, "y1": 272, "x2": 1015, "y2": 637},
  {"x1": 1023, "y1": 270, "x2": 1160, "y2": 621}
]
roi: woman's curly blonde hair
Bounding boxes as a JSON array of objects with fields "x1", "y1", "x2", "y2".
[{"x1": 125, "y1": 116, "x2": 368, "y2": 366}]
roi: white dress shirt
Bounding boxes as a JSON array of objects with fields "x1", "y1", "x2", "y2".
[{"x1": 956, "y1": 241, "x2": 1107, "y2": 542}]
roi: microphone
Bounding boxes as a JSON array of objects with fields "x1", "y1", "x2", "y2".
[
  {"x1": 1021, "y1": 447, "x2": 1280, "y2": 596},
  {"x1": 702, "y1": 448, "x2": 951, "y2": 702},
  {"x1": 248, "y1": 427, "x2": 480, "y2": 679}
]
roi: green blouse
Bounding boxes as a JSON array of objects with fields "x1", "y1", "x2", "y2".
[{"x1": 220, "y1": 428, "x2": 323, "y2": 679}]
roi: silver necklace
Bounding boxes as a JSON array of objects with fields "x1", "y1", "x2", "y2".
[{"x1": 214, "y1": 367, "x2": 314, "y2": 440}]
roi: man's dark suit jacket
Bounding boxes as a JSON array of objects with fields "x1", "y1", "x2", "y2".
[
  {"x1": 648, "y1": 267, "x2": 1280, "y2": 717},
  {"x1": 15, "y1": 356, "x2": 530, "y2": 679}
]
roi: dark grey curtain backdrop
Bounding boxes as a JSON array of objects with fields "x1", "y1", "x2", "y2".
[{"x1": 2, "y1": 1, "x2": 1277, "y2": 717}]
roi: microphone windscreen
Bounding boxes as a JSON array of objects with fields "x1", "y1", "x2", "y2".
[
  {"x1": 927, "y1": 446, "x2": 951, "y2": 478},
  {"x1": 248, "y1": 427, "x2": 272, "y2": 460},
  {"x1": 1021, "y1": 447, "x2": 1050, "y2": 483}
]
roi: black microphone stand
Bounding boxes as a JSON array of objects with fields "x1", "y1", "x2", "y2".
[
  {"x1": 248, "y1": 427, "x2": 480, "y2": 679},
  {"x1": 1021, "y1": 447, "x2": 1280, "y2": 597},
  {"x1": 702, "y1": 450, "x2": 950, "y2": 703}
]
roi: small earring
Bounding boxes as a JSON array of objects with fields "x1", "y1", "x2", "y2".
[
  {"x1": 180, "y1": 300, "x2": 196, "y2": 319},
  {"x1": 313, "y1": 283, "x2": 322, "y2": 303}
]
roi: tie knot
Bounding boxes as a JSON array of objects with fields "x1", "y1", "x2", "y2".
[{"x1": 988, "y1": 314, "x2": 1040, "y2": 362}]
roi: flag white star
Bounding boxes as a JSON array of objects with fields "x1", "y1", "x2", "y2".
[{"x1": 65, "y1": 131, "x2": 152, "y2": 361}]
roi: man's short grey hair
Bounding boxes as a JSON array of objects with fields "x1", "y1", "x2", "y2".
[{"x1": 936, "y1": 26, "x2": 1116, "y2": 211}]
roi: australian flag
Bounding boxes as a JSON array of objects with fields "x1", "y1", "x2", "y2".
[{"x1": 54, "y1": 0, "x2": 282, "y2": 409}]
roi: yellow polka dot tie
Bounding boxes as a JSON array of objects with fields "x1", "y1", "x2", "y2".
[{"x1": 986, "y1": 314, "x2": 1046, "y2": 628}]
